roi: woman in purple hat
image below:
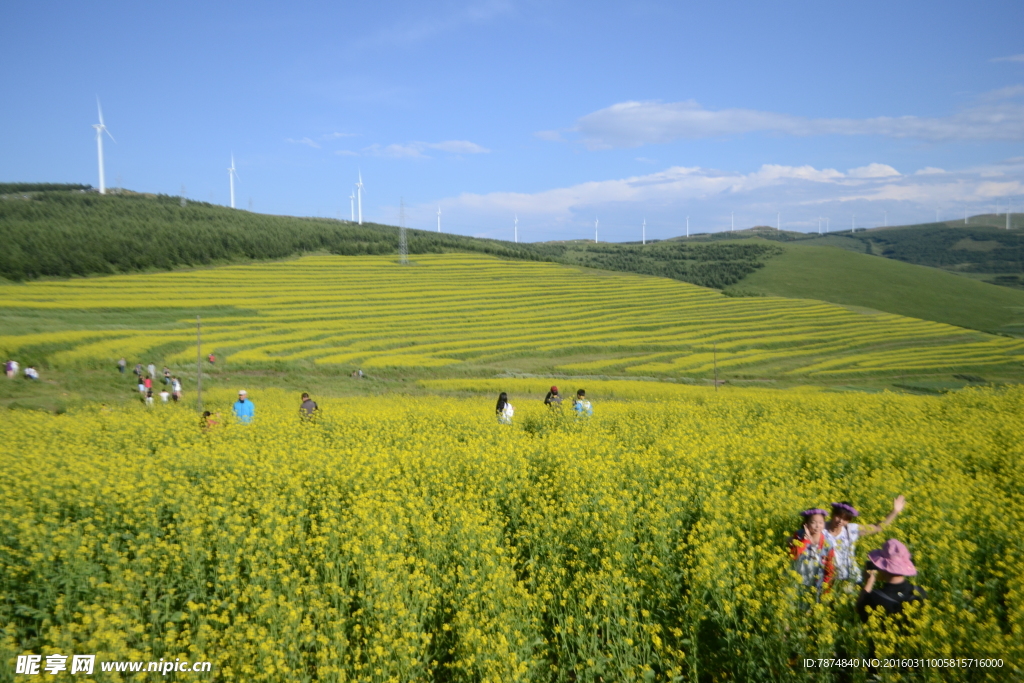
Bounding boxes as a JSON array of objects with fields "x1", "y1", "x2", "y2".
[
  {"x1": 790, "y1": 509, "x2": 836, "y2": 592},
  {"x1": 856, "y1": 538, "x2": 926, "y2": 622},
  {"x1": 825, "y1": 495, "x2": 906, "y2": 584}
]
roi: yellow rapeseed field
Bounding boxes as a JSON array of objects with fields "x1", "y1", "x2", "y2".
[
  {"x1": 2, "y1": 385, "x2": 1022, "y2": 681},
  {"x1": 1, "y1": 253, "x2": 1022, "y2": 379}
]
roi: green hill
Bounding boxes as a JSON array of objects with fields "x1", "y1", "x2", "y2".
[
  {"x1": 0, "y1": 188, "x2": 779, "y2": 289},
  {"x1": 727, "y1": 241, "x2": 1024, "y2": 336}
]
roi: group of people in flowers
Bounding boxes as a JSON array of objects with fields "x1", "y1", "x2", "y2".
[
  {"x1": 495, "y1": 386, "x2": 593, "y2": 424},
  {"x1": 121, "y1": 359, "x2": 184, "y2": 405},
  {"x1": 4, "y1": 359, "x2": 39, "y2": 380},
  {"x1": 791, "y1": 495, "x2": 926, "y2": 621}
]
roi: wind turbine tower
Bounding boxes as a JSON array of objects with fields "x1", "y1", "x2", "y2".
[
  {"x1": 92, "y1": 99, "x2": 115, "y2": 195},
  {"x1": 594, "y1": 218, "x2": 598, "y2": 243},
  {"x1": 350, "y1": 192, "x2": 355, "y2": 222},
  {"x1": 355, "y1": 171, "x2": 364, "y2": 225},
  {"x1": 514, "y1": 214, "x2": 519, "y2": 243},
  {"x1": 228, "y1": 155, "x2": 238, "y2": 209},
  {"x1": 437, "y1": 206, "x2": 441, "y2": 233},
  {"x1": 642, "y1": 218, "x2": 646, "y2": 245}
]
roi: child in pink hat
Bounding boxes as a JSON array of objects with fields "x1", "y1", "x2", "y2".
[{"x1": 855, "y1": 539, "x2": 927, "y2": 622}]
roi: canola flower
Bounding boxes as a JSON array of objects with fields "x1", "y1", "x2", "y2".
[
  {"x1": 1, "y1": 384, "x2": 1022, "y2": 682},
  {"x1": 0, "y1": 254, "x2": 1021, "y2": 380}
]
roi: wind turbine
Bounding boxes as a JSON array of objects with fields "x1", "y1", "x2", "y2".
[
  {"x1": 818, "y1": 216, "x2": 822, "y2": 235},
  {"x1": 93, "y1": 99, "x2": 116, "y2": 194},
  {"x1": 437, "y1": 206, "x2": 441, "y2": 233},
  {"x1": 642, "y1": 218, "x2": 646, "y2": 245},
  {"x1": 514, "y1": 214, "x2": 519, "y2": 243},
  {"x1": 594, "y1": 217, "x2": 598, "y2": 243},
  {"x1": 350, "y1": 191, "x2": 355, "y2": 222},
  {"x1": 355, "y1": 171, "x2": 364, "y2": 225},
  {"x1": 228, "y1": 155, "x2": 238, "y2": 209}
]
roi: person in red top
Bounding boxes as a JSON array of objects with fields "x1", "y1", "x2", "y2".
[
  {"x1": 143, "y1": 376, "x2": 153, "y2": 390},
  {"x1": 791, "y1": 508, "x2": 836, "y2": 595}
]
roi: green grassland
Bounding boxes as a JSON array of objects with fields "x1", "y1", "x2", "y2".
[{"x1": 727, "y1": 240, "x2": 1024, "y2": 337}]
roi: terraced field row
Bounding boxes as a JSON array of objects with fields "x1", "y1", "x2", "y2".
[{"x1": 1, "y1": 253, "x2": 1022, "y2": 379}]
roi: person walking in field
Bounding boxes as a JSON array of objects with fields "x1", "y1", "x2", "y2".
[
  {"x1": 171, "y1": 376, "x2": 182, "y2": 402},
  {"x1": 233, "y1": 389, "x2": 255, "y2": 424},
  {"x1": 163, "y1": 367, "x2": 171, "y2": 385},
  {"x1": 118, "y1": 357, "x2": 126, "y2": 374},
  {"x1": 208, "y1": 353, "x2": 216, "y2": 364},
  {"x1": 144, "y1": 388, "x2": 154, "y2": 406},
  {"x1": 138, "y1": 377, "x2": 146, "y2": 394},
  {"x1": 544, "y1": 386, "x2": 563, "y2": 409},
  {"x1": 134, "y1": 363, "x2": 143, "y2": 378},
  {"x1": 824, "y1": 496, "x2": 906, "y2": 584},
  {"x1": 856, "y1": 539, "x2": 926, "y2": 622},
  {"x1": 572, "y1": 389, "x2": 593, "y2": 416},
  {"x1": 143, "y1": 376, "x2": 153, "y2": 392},
  {"x1": 147, "y1": 363, "x2": 157, "y2": 379},
  {"x1": 496, "y1": 392, "x2": 514, "y2": 424},
  {"x1": 299, "y1": 392, "x2": 319, "y2": 419},
  {"x1": 23, "y1": 366, "x2": 39, "y2": 380},
  {"x1": 159, "y1": 388, "x2": 170, "y2": 403},
  {"x1": 790, "y1": 508, "x2": 836, "y2": 594},
  {"x1": 9, "y1": 360, "x2": 19, "y2": 379}
]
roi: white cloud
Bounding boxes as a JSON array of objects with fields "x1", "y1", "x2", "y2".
[
  {"x1": 848, "y1": 163, "x2": 900, "y2": 178},
  {"x1": 355, "y1": 0, "x2": 513, "y2": 49},
  {"x1": 534, "y1": 130, "x2": 565, "y2": 142},
  {"x1": 991, "y1": 54, "x2": 1024, "y2": 63},
  {"x1": 285, "y1": 137, "x2": 321, "y2": 149},
  {"x1": 322, "y1": 132, "x2": 358, "y2": 140},
  {"x1": 361, "y1": 140, "x2": 489, "y2": 158},
  {"x1": 423, "y1": 140, "x2": 490, "y2": 154},
  {"x1": 568, "y1": 91, "x2": 1024, "y2": 148},
  {"x1": 364, "y1": 143, "x2": 427, "y2": 159},
  {"x1": 413, "y1": 161, "x2": 1024, "y2": 240},
  {"x1": 915, "y1": 167, "x2": 946, "y2": 175}
]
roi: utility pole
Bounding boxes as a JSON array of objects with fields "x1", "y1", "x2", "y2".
[
  {"x1": 196, "y1": 316, "x2": 202, "y2": 413},
  {"x1": 713, "y1": 343, "x2": 718, "y2": 392},
  {"x1": 399, "y1": 198, "x2": 408, "y2": 265}
]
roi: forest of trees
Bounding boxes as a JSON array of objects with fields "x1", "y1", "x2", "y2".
[
  {"x1": 835, "y1": 224, "x2": 1024, "y2": 273},
  {"x1": 0, "y1": 189, "x2": 783, "y2": 289}
]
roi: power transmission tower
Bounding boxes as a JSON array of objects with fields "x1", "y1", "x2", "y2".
[{"x1": 399, "y1": 198, "x2": 408, "y2": 265}]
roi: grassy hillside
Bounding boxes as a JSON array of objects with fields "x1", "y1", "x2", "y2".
[
  {"x1": 728, "y1": 241, "x2": 1024, "y2": 336},
  {"x1": 0, "y1": 188, "x2": 781, "y2": 289}
]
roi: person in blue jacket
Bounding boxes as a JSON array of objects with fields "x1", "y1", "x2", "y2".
[
  {"x1": 573, "y1": 389, "x2": 593, "y2": 416},
  {"x1": 233, "y1": 389, "x2": 255, "y2": 424}
]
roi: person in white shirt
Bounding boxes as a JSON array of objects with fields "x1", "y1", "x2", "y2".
[
  {"x1": 159, "y1": 390, "x2": 170, "y2": 403},
  {"x1": 24, "y1": 366, "x2": 39, "y2": 380},
  {"x1": 824, "y1": 495, "x2": 906, "y2": 584}
]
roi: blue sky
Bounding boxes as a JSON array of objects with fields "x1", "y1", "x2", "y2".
[{"x1": 2, "y1": 1, "x2": 1023, "y2": 241}]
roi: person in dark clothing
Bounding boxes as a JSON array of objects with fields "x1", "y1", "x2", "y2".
[
  {"x1": 856, "y1": 539, "x2": 926, "y2": 622},
  {"x1": 544, "y1": 386, "x2": 562, "y2": 408},
  {"x1": 300, "y1": 392, "x2": 319, "y2": 418}
]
